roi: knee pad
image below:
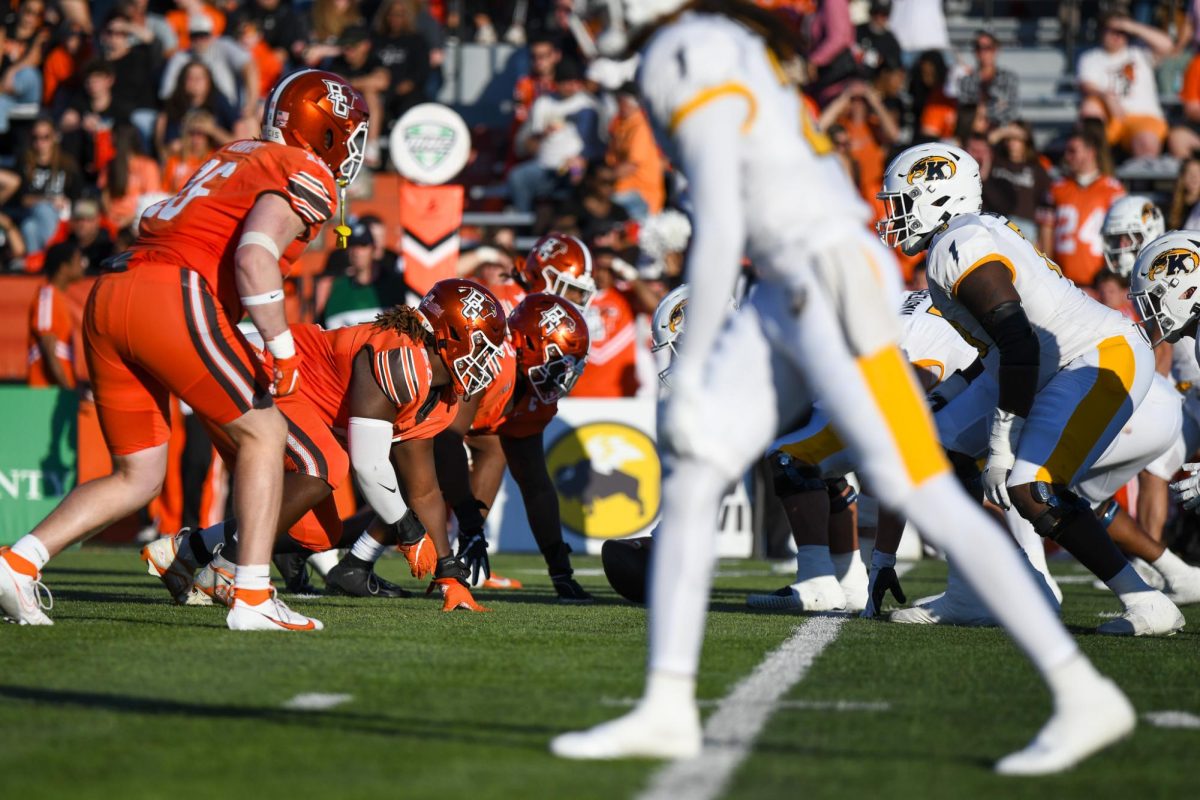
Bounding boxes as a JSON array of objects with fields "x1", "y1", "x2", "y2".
[
  {"x1": 825, "y1": 477, "x2": 858, "y2": 512},
  {"x1": 1094, "y1": 498, "x2": 1120, "y2": 529},
  {"x1": 766, "y1": 451, "x2": 825, "y2": 499},
  {"x1": 1028, "y1": 482, "x2": 1089, "y2": 541}
]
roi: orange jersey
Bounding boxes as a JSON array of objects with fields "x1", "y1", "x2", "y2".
[
  {"x1": 126, "y1": 140, "x2": 337, "y2": 319},
  {"x1": 27, "y1": 283, "x2": 76, "y2": 388},
  {"x1": 570, "y1": 288, "x2": 638, "y2": 398},
  {"x1": 291, "y1": 322, "x2": 453, "y2": 439},
  {"x1": 469, "y1": 350, "x2": 557, "y2": 438},
  {"x1": 489, "y1": 281, "x2": 527, "y2": 315},
  {"x1": 1041, "y1": 176, "x2": 1125, "y2": 286}
]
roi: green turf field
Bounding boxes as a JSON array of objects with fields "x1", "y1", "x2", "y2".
[{"x1": 0, "y1": 549, "x2": 1196, "y2": 800}]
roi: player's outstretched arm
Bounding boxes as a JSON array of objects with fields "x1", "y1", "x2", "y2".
[{"x1": 236, "y1": 193, "x2": 306, "y2": 396}]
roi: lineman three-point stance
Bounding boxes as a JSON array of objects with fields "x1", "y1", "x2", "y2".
[{"x1": 552, "y1": 0, "x2": 1134, "y2": 774}]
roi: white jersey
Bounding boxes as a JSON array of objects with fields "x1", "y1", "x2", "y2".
[
  {"x1": 926, "y1": 213, "x2": 1137, "y2": 388},
  {"x1": 1176, "y1": 336, "x2": 1200, "y2": 389},
  {"x1": 898, "y1": 290, "x2": 982, "y2": 384},
  {"x1": 637, "y1": 12, "x2": 869, "y2": 275}
]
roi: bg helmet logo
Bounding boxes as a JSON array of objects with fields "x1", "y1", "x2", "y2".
[
  {"x1": 906, "y1": 155, "x2": 956, "y2": 184},
  {"x1": 459, "y1": 287, "x2": 497, "y2": 321},
  {"x1": 322, "y1": 79, "x2": 351, "y2": 118},
  {"x1": 547, "y1": 423, "x2": 661, "y2": 538},
  {"x1": 539, "y1": 304, "x2": 571, "y2": 334},
  {"x1": 536, "y1": 237, "x2": 569, "y2": 262},
  {"x1": 1147, "y1": 248, "x2": 1200, "y2": 282},
  {"x1": 668, "y1": 298, "x2": 687, "y2": 334}
]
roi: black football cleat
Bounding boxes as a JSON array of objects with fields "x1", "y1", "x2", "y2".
[
  {"x1": 325, "y1": 558, "x2": 411, "y2": 598},
  {"x1": 273, "y1": 552, "x2": 319, "y2": 594},
  {"x1": 552, "y1": 576, "x2": 594, "y2": 604}
]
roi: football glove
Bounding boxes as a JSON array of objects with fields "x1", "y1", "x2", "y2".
[
  {"x1": 270, "y1": 353, "x2": 302, "y2": 397},
  {"x1": 456, "y1": 533, "x2": 490, "y2": 585},
  {"x1": 428, "y1": 556, "x2": 489, "y2": 612},
  {"x1": 1171, "y1": 463, "x2": 1200, "y2": 510},
  {"x1": 983, "y1": 410, "x2": 1024, "y2": 509},
  {"x1": 861, "y1": 551, "x2": 906, "y2": 618},
  {"x1": 398, "y1": 533, "x2": 437, "y2": 579}
]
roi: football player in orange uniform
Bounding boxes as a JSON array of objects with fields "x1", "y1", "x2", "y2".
[
  {"x1": 145, "y1": 279, "x2": 506, "y2": 612},
  {"x1": 434, "y1": 293, "x2": 593, "y2": 602},
  {"x1": 507, "y1": 233, "x2": 597, "y2": 310},
  {"x1": 0, "y1": 69, "x2": 368, "y2": 630},
  {"x1": 27, "y1": 241, "x2": 86, "y2": 389}
]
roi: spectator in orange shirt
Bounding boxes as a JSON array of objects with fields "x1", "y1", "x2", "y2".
[
  {"x1": 570, "y1": 248, "x2": 640, "y2": 398},
  {"x1": 912, "y1": 50, "x2": 956, "y2": 142},
  {"x1": 818, "y1": 80, "x2": 898, "y2": 206},
  {"x1": 1037, "y1": 126, "x2": 1126, "y2": 287},
  {"x1": 513, "y1": 33, "x2": 560, "y2": 128},
  {"x1": 606, "y1": 84, "x2": 665, "y2": 221},
  {"x1": 165, "y1": 0, "x2": 225, "y2": 54},
  {"x1": 27, "y1": 240, "x2": 85, "y2": 389},
  {"x1": 1169, "y1": 48, "x2": 1200, "y2": 158},
  {"x1": 234, "y1": 18, "x2": 282, "y2": 100},
  {"x1": 162, "y1": 109, "x2": 221, "y2": 194},
  {"x1": 40, "y1": 22, "x2": 91, "y2": 106},
  {"x1": 101, "y1": 124, "x2": 163, "y2": 231}
]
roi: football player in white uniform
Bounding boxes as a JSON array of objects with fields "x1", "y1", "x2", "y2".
[
  {"x1": 1101, "y1": 196, "x2": 1165, "y2": 278},
  {"x1": 551, "y1": 1, "x2": 1135, "y2": 775},
  {"x1": 878, "y1": 143, "x2": 1182, "y2": 637}
]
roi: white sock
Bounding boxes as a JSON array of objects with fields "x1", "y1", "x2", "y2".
[
  {"x1": 308, "y1": 549, "x2": 340, "y2": 578},
  {"x1": 899, "y1": 473, "x2": 1079, "y2": 676},
  {"x1": 234, "y1": 564, "x2": 271, "y2": 592},
  {"x1": 648, "y1": 460, "x2": 724, "y2": 676},
  {"x1": 795, "y1": 545, "x2": 836, "y2": 582},
  {"x1": 831, "y1": 549, "x2": 864, "y2": 583},
  {"x1": 643, "y1": 670, "x2": 696, "y2": 710},
  {"x1": 11, "y1": 535, "x2": 50, "y2": 571},
  {"x1": 1151, "y1": 549, "x2": 1192, "y2": 583},
  {"x1": 1105, "y1": 563, "x2": 1155, "y2": 605},
  {"x1": 350, "y1": 532, "x2": 387, "y2": 563},
  {"x1": 1044, "y1": 651, "x2": 1104, "y2": 702}
]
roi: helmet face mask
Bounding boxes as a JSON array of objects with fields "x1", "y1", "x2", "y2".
[
  {"x1": 261, "y1": 69, "x2": 370, "y2": 188},
  {"x1": 509, "y1": 293, "x2": 590, "y2": 403},
  {"x1": 544, "y1": 265, "x2": 597, "y2": 308},
  {"x1": 520, "y1": 234, "x2": 597, "y2": 309},
  {"x1": 1128, "y1": 232, "x2": 1200, "y2": 347},
  {"x1": 454, "y1": 329, "x2": 505, "y2": 397},
  {"x1": 528, "y1": 342, "x2": 586, "y2": 403},
  {"x1": 419, "y1": 279, "x2": 507, "y2": 397}
]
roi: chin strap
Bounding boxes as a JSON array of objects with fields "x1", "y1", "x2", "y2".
[{"x1": 335, "y1": 177, "x2": 351, "y2": 249}]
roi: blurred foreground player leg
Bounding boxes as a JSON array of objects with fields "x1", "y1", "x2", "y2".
[{"x1": 550, "y1": 1, "x2": 1132, "y2": 774}]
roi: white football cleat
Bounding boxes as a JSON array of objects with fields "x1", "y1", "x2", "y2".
[
  {"x1": 194, "y1": 553, "x2": 235, "y2": 607},
  {"x1": 227, "y1": 588, "x2": 324, "y2": 632},
  {"x1": 550, "y1": 702, "x2": 702, "y2": 760},
  {"x1": 1161, "y1": 562, "x2": 1200, "y2": 605},
  {"x1": 890, "y1": 591, "x2": 996, "y2": 626},
  {"x1": 994, "y1": 675, "x2": 1134, "y2": 775},
  {"x1": 140, "y1": 534, "x2": 197, "y2": 604},
  {"x1": 747, "y1": 575, "x2": 846, "y2": 611},
  {"x1": 836, "y1": 558, "x2": 869, "y2": 613},
  {"x1": 1096, "y1": 591, "x2": 1185, "y2": 636},
  {"x1": 0, "y1": 552, "x2": 53, "y2": 626}
]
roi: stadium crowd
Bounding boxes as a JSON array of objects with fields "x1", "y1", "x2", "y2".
[{"x1": 8, "y1": 0, "x2": 1200, "y2": 537}]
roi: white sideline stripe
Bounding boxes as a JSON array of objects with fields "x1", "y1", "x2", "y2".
[
  {"x1": 283, "y1": 693, "x2": 352, "y2": 711},
  {"x1": 603, "y1": 697, "x2": 891, "y2": 713},
  {"x1": 637, "y1": 564, "x2": 912, "y2": 800},
  {"x1": 1143, "y1": 710, "x2": 1200, "y2": 729}
]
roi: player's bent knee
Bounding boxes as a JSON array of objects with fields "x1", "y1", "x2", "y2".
[
  {"x1": 225, "y1": 405, "x2": 288, "y2": 449},
  {"x1": 1010, "y1": 481, "x2": 1088, "y2": 541}
]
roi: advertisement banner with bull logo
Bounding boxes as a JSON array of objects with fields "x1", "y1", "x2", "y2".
[{"x1": 484, "y1": 397, "x2": 754, "y2": 557}]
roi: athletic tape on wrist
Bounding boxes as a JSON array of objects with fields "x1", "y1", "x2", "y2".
[
  {"x1": 237, "y1": 231, "x2": 281, "y2": 260},
  {"x1": 266, "y1": 329, "x2": 296, "y2": 359}
]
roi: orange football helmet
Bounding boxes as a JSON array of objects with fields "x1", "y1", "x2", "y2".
[
  {"x1": 418, "y1": 279, "x2": 507, "y2": 397},
  {"x1": 508, "y1": 293, "x2": 590, "y2": 403},
  {"x1": 516, "y1": 234, "x2": 597, "y2": 308},
  {"x1": 261, "y1": 69, "x2": 370, "y2": 188}
]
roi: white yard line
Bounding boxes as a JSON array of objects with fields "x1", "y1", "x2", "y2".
[
  {"x1": 1143, "y1": 710, "x2": 1200, "y2": 729},
  {"x1": 282, "y1": 692, "x2": 352, "y2": 711},
  {"x1": 637, "y1": 564, "x2": 913, "y2": 800}
]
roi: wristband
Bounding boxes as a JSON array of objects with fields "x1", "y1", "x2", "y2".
[
  {"x1": 266, "y1": 329, "x2": 296, "y2": 359},
  {"x1": 241, "y1": 289, "x2": 285, "y2": 307},
  {"x1": 237, "y1": 231, "x2": 281, "y2": 259},
  {"x1": 870, "y1": 549, "x2": 897, "y2": 570}
]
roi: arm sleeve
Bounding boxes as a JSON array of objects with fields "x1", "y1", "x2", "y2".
[
  {"x1": 978, "y1": 301, "x2": 1039, "y2": 418},
  {"x1": 348, "y1": 416, "x2": 409, "y2": 524}
]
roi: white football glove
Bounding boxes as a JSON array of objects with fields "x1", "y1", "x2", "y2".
[
  {"x1": 1171, "y1": 463, "x2": 1200, "y2": 510},
  {"x1": 983, "y1": 409, "x2": 1025, "y2": 509}
]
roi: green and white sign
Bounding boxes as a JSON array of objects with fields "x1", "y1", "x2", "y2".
[
  {"x1": 0, "y1": 387, "x2": 78, "y2": 544},
  {"x1": 389, "y1": 103, "x2": 470, "y2": 186}
]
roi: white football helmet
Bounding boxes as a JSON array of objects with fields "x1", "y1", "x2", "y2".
[
  {"x1": 1102, "y1": 196, "x2": 1165, "y2": 278},
  {"x1": 1128, "y1": 231, "x2": 1200, "y2": 345},
  {"x1": 583, "y1": 0, "x2": 689, "y2": 55},
  {"x1": 651, "y1": 283, "x2": 689, "y2": 385},
  {"x1": 877, "y1": 144, "x2": 983, "y2": 256}
]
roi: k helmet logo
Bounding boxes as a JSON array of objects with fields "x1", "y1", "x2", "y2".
[
  {"x1": 459, "y1": 287, "x2": 497, "y2": 321},
  {"x1": 322, "y1": 79, "x2": 351, "y2": 118},
  {"x1": 539, "y1": 304, "x2": 572, "y2": 334},
  {"x1": 906, "y1": 155, "x2": 957, "y2": 184},
  {"x1": 668, "y1": 298, "x2": 687, "y2": 333},
  {"x1": 547, "y1": 423, "x2": 661, "y2": 538},
  {"x1": 1147, "y1": 248, "x2": 1200, "y2": 282}
]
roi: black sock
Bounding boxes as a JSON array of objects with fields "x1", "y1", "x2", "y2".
[
  {"x1": 1053, "y1": 511, "x2": 1128, "y2": 582},
  {"x1": 340, "y1": 553, "x2": 372, "y2": 571},
  {"x1": 188, "y1": 531, "x2": 214, "y2": 566}
]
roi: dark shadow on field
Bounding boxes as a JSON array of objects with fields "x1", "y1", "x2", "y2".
[
  {"x1": 0, "y1": 685, "x2": 560, "y2": 745},
  {"x1": 43, "y1": 566, "x2": 141, "y2": 579},
  {"x1": 470, "y1": 590, "x2": 629, "y2": 608}
]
